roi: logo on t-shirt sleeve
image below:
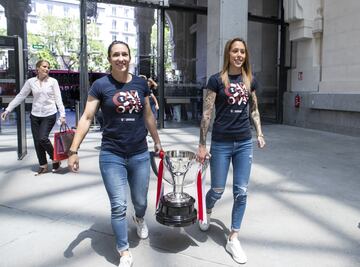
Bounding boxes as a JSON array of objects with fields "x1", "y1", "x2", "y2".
[
  {"x1": 112, "y1": 90, "x2": 143, "y2": 113},
  {"x1": 224, "y1": 82, "x2": 249, "y2": 106}
]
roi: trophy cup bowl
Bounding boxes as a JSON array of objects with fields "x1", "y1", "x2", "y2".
[{"x1": 156, "y1": 150, "x2": 198, "y2": 227}]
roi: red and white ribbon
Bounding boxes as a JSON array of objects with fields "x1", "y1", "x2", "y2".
[
  {"x1": 155, "y1": 150, "x2": 165, "y2": 210},
  {"x1": 196, "y1": 163, "x2": 207, "y2": 224}
]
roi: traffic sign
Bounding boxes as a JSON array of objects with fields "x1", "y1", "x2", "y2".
[{"x1": 32, "y1": 44, "x2": 44, "y2": 49}]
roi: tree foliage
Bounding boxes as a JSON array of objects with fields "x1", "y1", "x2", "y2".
[
  {"x1": 0, "y1": 28, "x2": 6, "y2": 36},
  {"x1": 87, "y1": 23, "x2": 108, "y2": 72},
  {"x1": 27, "y1": 14, "x2": 108, "y2": 72},
  {"x1": 151, "y1": 17, "x2": 173, "y2": 78},
  {"x1": 28, "y1": 32, "x2": 60, "y2": 69}
]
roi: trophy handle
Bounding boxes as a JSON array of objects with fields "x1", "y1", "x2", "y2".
[
  {"x1": 200, "y1": 158, "x2": 210, "y2": 177},
  {"x1": 150, "y1": 151, "x2": 159, "y2": 176}
]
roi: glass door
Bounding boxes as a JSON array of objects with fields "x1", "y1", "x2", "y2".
[
  {"x1": 159, "y1": 10, "x2": 206, "y2": 128},
  {"x1": 248, "y1": 21, "x2": 279, "y2": 122},
  {"x1": 0, "y1": 35, "x2": 26, "y2": 159}
]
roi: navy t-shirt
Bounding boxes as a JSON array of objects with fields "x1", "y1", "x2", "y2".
[
  {"x1": 89, "y1": 74, "x2": 150, "y2": 156},
  {"x1": 206, "y1": 72, "x2": 258, "y2": 142}
]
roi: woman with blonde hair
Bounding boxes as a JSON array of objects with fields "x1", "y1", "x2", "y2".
[
  {"x1": 197, "y1": 37, "x2": 266, "y2": 264},
  {"x1": 1, "y1": 59, "x2": 66, "y2": 175}
]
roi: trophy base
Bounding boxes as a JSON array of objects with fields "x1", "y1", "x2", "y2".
[{"x1": 156, "y1": 194, "x2": 197, "y2": 227}]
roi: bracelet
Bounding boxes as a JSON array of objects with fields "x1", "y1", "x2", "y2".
[
  {"x1": 68, "y1": 150, "x2": 78, "y2": 156},
  {"x1": 257, "y1": 134, "x2": 264, "y2": 138}
]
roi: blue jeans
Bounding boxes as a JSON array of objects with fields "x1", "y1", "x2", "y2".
[
  {"x1": 99, "y1": 150, "x2": 150, "y2": 252},
  {"x1": 150, "y1": 104, "x2": 158, "y2": 120},
  {"x1": 206, "y1": 138, "x2": 253, "y2": 231}
]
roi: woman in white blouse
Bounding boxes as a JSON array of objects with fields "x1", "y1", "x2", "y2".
[{"x1": 1, "y1": 60, "x2": 66, "y2": 175}]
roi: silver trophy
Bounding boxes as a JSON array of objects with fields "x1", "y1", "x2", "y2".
[{"x1": 156, "y1": 150, "x2": 205, "y2": 227}]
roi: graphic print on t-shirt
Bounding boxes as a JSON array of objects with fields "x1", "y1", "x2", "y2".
[
  {"x1": 224, "y1": 82, "x2": 249, "y2": 106},
  {"x1": 112, "y1": 90, "x2": 143, "y2": 114}
]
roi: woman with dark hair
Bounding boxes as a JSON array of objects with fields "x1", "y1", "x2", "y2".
[
  {"x1": 197, "y1": 37, "x2": 266, "y2": 264},
  {"x1": 139, "y1": 75, "x2": 159, "y2": 121},
  {"x1": 1, "y1": 59, "x2": 66, "y2": 175},
  {"x1": 67, "y1": 40, "x2": 162, "y2": 267}
]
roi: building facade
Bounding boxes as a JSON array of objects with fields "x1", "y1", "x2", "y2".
[
  {"x1": 282, "y1": 0, "x2": 360, "y2": 136},
  {"x1": 163, "y1": 0, "x2": 360, "y2": 134}
]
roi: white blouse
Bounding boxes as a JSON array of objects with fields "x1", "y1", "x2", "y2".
[{"x1": 6, "y1": 76, "x2": 66, "y2": 118}]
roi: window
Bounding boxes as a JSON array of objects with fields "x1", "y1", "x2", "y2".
[
  {"x1": 63, "y1": 6, "x2": 69, "y2": 16},
  {"x1": 124, "y1": 22, "x2": 129, "y2": 32},
  {"x1": 125, "y1": 36, "x2": 129, "y2": 43},
  {"x1": 30, "y1": 19, "x2": 37, "y2": 24},
  {"x1": 112, "y1": 20, "x2": 117, "y2": 30},
  {"x1": 32, "y1": 2, "x2": 36, "y2": 13},
  {"x1": 112, "y1": 7, "x2": 116, "y2": 16},
  {"x1": 124, "y1": 8, "x2": 129, "y2": 17},
  {"x1": 47, "y1": 4, "x2": 53, "y2": 15},
  {"x1": 112, "y1": 34, "x2": 117, "y2": 41}
]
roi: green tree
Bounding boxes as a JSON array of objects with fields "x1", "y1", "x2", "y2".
[
  {"x1": 87, "y1": 22, "x2": 109, "y2": 72},
  {"x1": 40, "y1": 15, "x2": 80, "y2": 70},
  {"x1": 0, "y1": 28, "x2": 6, "y2": 36},
  {"x1": 151, "y1": 17, "x2": 173, "y2": 78},
  {"x1": 27, "y1": 32, "x2": 60, "y2": 69},
  {"x1": 27, "y1": 14, "x2": 108, "y2": 72}
]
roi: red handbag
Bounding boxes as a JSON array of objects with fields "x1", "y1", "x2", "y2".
[{"x1": 53, "y1": 124, "x2": 75, "y2": 161}]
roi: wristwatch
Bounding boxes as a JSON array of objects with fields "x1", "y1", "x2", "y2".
[{"x1": 68, "y1": 150, "x2": 78, "y2": 156}]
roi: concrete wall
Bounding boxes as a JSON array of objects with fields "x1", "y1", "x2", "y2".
[
  {"x1": 320, "y1": 0, "x2": 360, "y2": 92},
  {"x1": 283, "y1": 0, "x2": 360, "y2": 136},
  {"x1": 206, "y1": 0, "x2": 247, "y2": 80}
]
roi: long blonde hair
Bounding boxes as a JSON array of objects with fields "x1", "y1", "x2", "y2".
[{"x1": 220, "y1": 37, "x2": 252, "y2": 90}]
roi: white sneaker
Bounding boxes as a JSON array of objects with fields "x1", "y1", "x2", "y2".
[
  {"x1": 225, "y1": 237, "x2": 247, "y2": 264},
  {"x1": 133, "y1": 215, "x2": 149, "y2": 239},
  {"x1": 198, "y1": 212, "x2": 211, "y2": 231},
  {"x1": 119, "y1": 251, "x2": 133, "y2": 267}
]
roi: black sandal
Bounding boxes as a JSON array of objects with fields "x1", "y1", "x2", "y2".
[
  {"x1": 52, "y1": 161, "x2": 61, "y2": 173},
  {"x1": 35, "y1": 166, "x2": 48, "y2": 176}
]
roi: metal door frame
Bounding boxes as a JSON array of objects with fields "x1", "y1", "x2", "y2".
[{"x1": 0, "y1": 35, "x2": 26, "y2": 159}]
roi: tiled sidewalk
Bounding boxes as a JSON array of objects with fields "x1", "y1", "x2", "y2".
[{"x1": 0, "y1": 123, "x2": 359, "y2": 267}]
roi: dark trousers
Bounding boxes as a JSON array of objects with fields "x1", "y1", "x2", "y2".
[{"x1": 30, "y1": 113, "x2": 57, "y2": 166}]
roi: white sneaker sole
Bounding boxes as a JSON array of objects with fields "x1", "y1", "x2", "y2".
[
  {"x1": 133, "y1": 216, "x2": 148, "y2": 239},
  {"x1": 225, "y1": 244, "x2": 247, "y2": 264}
]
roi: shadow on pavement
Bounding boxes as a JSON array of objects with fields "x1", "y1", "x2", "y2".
[{"x1": 64, "y1": 223, "x2": 119, "y2": 266}]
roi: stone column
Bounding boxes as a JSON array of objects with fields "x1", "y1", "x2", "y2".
[
  {"x1": 4, "y1": 0, "x2": 30, "y2": 39},
  {"x1": 206, "y1": 0, "x2": 248, "y2": 79},
  {"x1": 3, "y1": 0, "x2": 31, "y2": 75},
  {"x1": 134, "y1": 7, "x2": 155, "y2": 77},
  {"x1": 205, "y1": 0, "x2": 248, "y2": 128}
]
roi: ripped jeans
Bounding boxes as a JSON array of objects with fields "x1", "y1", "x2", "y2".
[{"x1": 206, "y1": 138, "x2": 253, "y2": 231}]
